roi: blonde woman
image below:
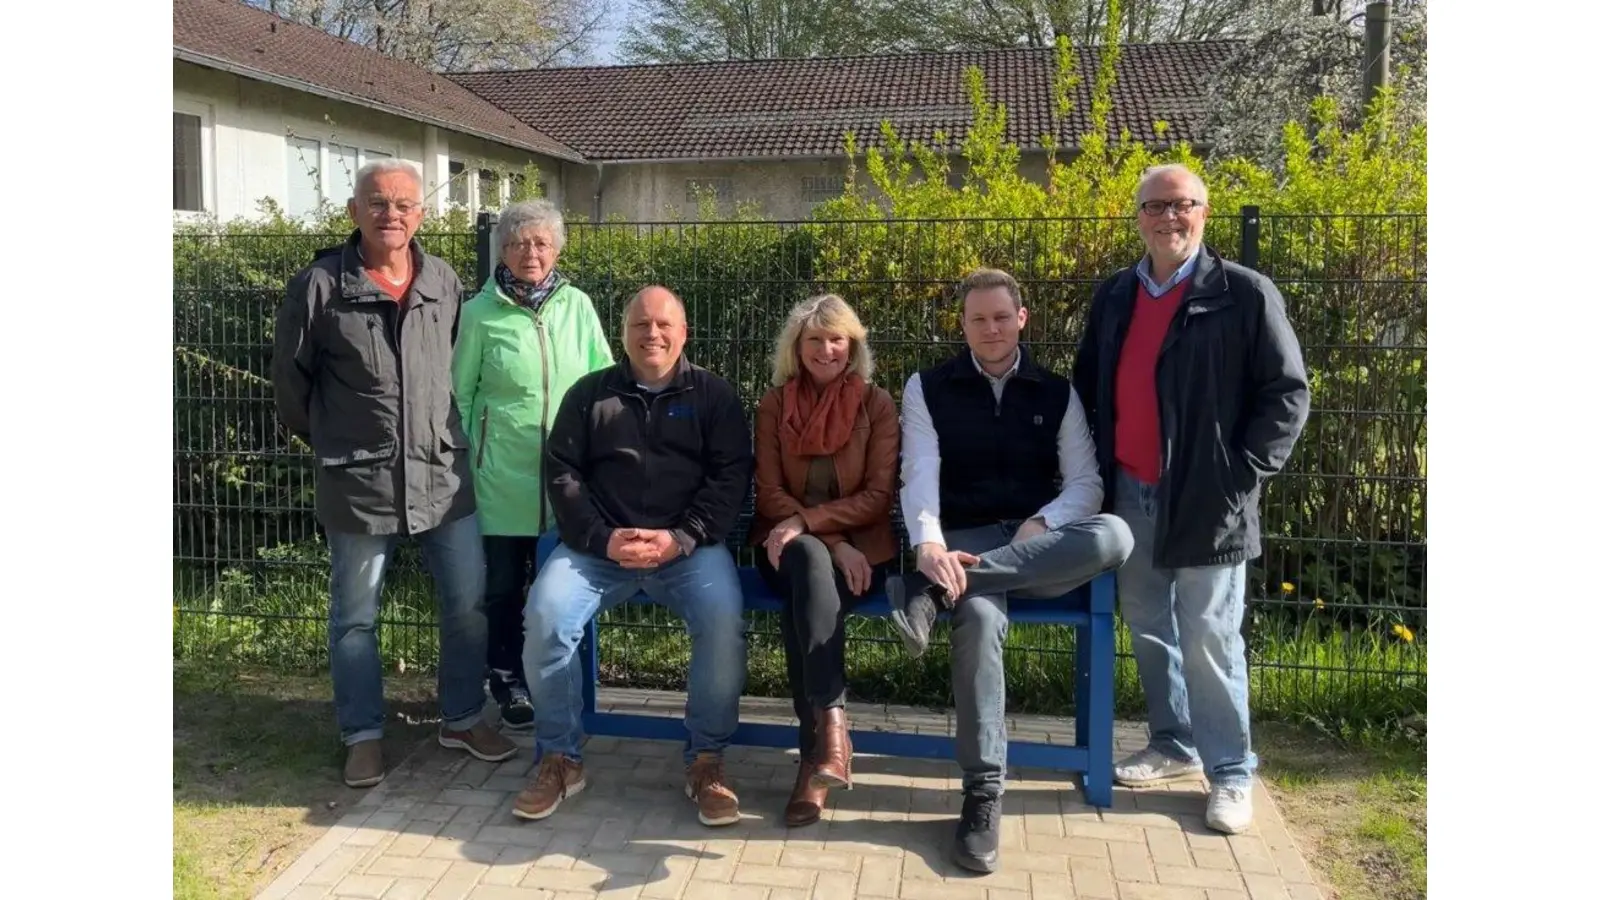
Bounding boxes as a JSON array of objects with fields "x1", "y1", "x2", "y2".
[{"x1": 749, "y1": 294, "x2": 899, "y2": 827}]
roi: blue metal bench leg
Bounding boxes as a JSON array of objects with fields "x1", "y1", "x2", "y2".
[
  {"x1": 1081, "y1": 610, "x2": 1114, "y2": 808},
  {"x1": 581, "y1": 618, "x2": 600, "y2": 728},
  {"x1": 1075, "y1": 630, "x2": 1090, "y2": 751}
]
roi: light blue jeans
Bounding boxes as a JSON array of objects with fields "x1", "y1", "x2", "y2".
[
  {"x1": 524, "y1": 542, "x2": 747, "y2": 766},
  {"x1": 326, "y1": 513, "x2": 489, "y2": 745},
  {"x1": 1114, "y1": 468, "x2": 1256, "y2": 788}
]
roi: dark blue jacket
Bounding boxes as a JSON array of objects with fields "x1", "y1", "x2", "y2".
[
  {"x1": 1072, "y1": 245, "x2": 1310, "y2": 568},
  {"x1": 545, "y1": 355, "x2": 754, "y2": 559}
]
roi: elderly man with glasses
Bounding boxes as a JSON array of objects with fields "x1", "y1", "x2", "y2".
[
  {"x1": 1071, "y1": 164, "x2": 1310, "y2": 834},
  {"x1": 272, "y1": 160, "x2": 517, "y2": 789}
]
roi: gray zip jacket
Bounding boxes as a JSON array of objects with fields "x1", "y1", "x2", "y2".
[{"x1": 271, "y1": 231, "x2": 476, "y2": 536}]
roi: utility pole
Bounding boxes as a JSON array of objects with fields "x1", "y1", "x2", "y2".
[{"x1": 1362, "y1": 1, "x2": 1393, "y2": 113}]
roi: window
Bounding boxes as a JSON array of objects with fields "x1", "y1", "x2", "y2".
[
  {"x1": 285, "y1": 136, "x2": 322, "y2": 218},
  {"x1": 328, "y1": 143, "x2": 394, "y2": 200},
  {"x1": 802, "y1": 175, "x2": 845, "y2": 205},
  {"x1": 685, "y1": 177, "x2": 734, "y2": 218},
  {"x1": 173, "y1": 112, "x2": 204, "y2": 211},
  {"x1": 478, "y1": 169, "x2": 502, "y2": 211},
  {"x1": 447, "y1": 161, "x2": 469, "y2": 207},
  {"x1": 328, "y1": 143, "x2": 359, "y2": 200},
  {"x1": 507, "y1": 172, "x2": 549, "y2": 202},
  {"x1": 686, "y1": 177, "x2": 733, "y2": 205}
]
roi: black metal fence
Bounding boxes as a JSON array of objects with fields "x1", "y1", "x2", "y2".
[{"x1": 174, "y1": 210, "x2": 1426, "y2": 722}]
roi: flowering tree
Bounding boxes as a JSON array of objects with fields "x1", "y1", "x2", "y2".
[{"x1": 1201, "y1": 1, "x2": 1427, "y2": 165}]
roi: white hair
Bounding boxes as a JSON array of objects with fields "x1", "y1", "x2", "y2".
[
  {"x1": 1136, "y1": 163, "x2": 1208, "y2": 205},
  {"x1": 496, "y1": 199, "x2": 567, "y2": 254},
  {"x1": 353, "y1": 159, "x2": 423, "y2": 198}
]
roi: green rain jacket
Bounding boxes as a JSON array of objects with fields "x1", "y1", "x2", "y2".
[{"x1": 451, "y1": 276, "x2": 614, "y2": 536}]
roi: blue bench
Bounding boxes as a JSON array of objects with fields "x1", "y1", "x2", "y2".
[{"x1": 533, "y1": 525, "x2": 1119, "y2": 807}]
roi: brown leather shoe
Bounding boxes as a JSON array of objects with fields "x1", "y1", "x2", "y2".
[
  {"x1": 439, "y1": 720, "x2": 518, "y2": 762},
  {"x1": 343, "y1": 739, "x2": 385, "y2": 788},
  {"x1": 512, "y1": 753, "x2": 586, "y2": 821},
  {"x1": 685, "y1": 752, "x2": 741, "y2": 826},
  {"x1": 811, "y1": 707, "x2": 852, "y2": 789},
  {"x1": 785, "y1": 759, "x2": 828, "y2": 827}
]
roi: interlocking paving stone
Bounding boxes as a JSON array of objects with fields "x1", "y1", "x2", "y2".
[{"x1": 256, "y1": 689, "x2": 1326, "y2": 900}]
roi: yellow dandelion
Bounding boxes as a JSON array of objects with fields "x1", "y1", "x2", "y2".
[
  {"x1": 1391, "y1": 623, "x2": 1415, "y2": 643},
  {"x1": 1313, "y1": 598, "x2": 1325, "y2": 609},
  {"x1": 1281, "y1": 582, "x2": 1295, "y2": 594}
]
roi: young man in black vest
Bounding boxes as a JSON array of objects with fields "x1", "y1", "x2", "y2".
[{"x1": 890, "y1": 268, "x2": 1134, "y2": 873}]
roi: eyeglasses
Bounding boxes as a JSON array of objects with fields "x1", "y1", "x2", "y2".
[
  {"x1": 505, "y1": 238, "x2": 556, "y2": 254},
  {"x1": 362, "y1": 198, "x2": 422, "y2": 216},
  {"x1": 1139, "y1": 199, "x2": 1204, "y2": 217}
]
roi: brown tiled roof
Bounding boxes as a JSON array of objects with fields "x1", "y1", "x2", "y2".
[
  {"x1": 173, "y1": 0, "x2": 584, "y2": 162},
  {"x1": 447, "y1": 42, "x2": 1238, "y2": 162}
]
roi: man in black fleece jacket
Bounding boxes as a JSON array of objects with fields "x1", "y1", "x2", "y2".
[{"x1": 513, "y1": 286, "x2": 755, "y2": 830}]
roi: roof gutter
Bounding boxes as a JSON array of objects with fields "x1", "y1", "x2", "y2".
[
  {"x1": 583, "y1": 153, "x2": 861, "y2": 165},
  {"x1": 173, "y1": 48, "x2": 587, "y2": 164},
  {"x1": 569, "y1": 144, "x2": 1215, "y2": 165}
]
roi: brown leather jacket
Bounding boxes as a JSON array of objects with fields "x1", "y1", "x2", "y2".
[{"x1": 748, "y1": 381, "x2": 900, "y2": 566}]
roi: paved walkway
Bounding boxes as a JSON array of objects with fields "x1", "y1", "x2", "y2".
[{"x1": 260, "y1": 689, "x2": 1325, "y2": 900}]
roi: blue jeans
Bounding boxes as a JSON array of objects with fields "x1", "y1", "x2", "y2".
[
  {"x1": 1114, "y1": 468, "x2": 1255, "y2": 788},
  {"x1": 326, "y1": 513, "x2": 489, "y2": 745},
  {"x1": 943, "y1": 514, "x2": 1134, "y2": 794},
  {"x1": 524, "y1": 542, "x2": 747, "y2": 766}
]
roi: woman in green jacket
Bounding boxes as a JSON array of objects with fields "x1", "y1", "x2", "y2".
[{"x1": 452, "y1": 199, "x2": 614, "y2": 728}]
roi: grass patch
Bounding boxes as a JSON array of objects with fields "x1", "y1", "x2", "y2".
[
  {"x1": 171, "y1": 660, "x2": 436, "y2": 899},
  {"x1": 1256, "y1": 719, "x2": 1427, "y2": 900},
  {"x1": 177, "y1": 567, "x2": 1425, "y2": 733}
]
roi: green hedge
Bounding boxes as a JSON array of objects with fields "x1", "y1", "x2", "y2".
[{"x1": 173, "y1": 34, "x2": 1424, "y2": 722}]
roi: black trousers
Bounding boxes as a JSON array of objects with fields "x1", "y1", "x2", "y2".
[
  {"x1": 482, "y1": 535, "x2": 540, "y2": 701},
  {"x1": 754, "y1": 534, "x2": 885, "y2": 759}
]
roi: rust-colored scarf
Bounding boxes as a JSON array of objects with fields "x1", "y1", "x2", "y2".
[{"x1": 780, "y1": 371, "x2": 865, "y2": 457}]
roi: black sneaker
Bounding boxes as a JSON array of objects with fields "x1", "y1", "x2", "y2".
[
  {"x1": 886, "y1": 573, "x2": 945, "y2": 659},
  {"x1": 500, "y1": 687, "x2": 534, "y2": 730},
  {"x1": 952, "y1": 791, "x2": 1002, "y2": 873}
]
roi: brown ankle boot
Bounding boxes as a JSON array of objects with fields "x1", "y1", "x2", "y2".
[
  {"x1": 785, "y1": 759, "x2": 828, "y2": 827},
  {"x1": 810, "y1": 707, "x2": 852, "y2": 789}
]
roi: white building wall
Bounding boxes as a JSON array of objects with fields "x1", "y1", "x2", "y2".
[{"x1": 173, "y1": 60, "x2": 564, "y2": 223}]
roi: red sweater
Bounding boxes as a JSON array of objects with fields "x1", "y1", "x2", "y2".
[{"x1": 1113, "y1": 278, "x2": 1190, "y2": 483}]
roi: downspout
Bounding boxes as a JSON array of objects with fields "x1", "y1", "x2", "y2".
[{"x1": 592, "y1": 161, "x2": 605, "y2": 222}]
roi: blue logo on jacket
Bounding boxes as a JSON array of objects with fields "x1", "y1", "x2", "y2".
[{"x1": 665, "y1": 403, "x2": 695, "y2": 419}]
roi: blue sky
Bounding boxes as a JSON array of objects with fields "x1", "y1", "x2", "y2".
[{"x1": 587, "y1": 2, "x2": 630, "y2": 66}]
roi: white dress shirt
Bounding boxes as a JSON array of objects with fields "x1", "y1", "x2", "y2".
[{"x1": 899, "y1": 350, "x2": 1104, "y2": 549}]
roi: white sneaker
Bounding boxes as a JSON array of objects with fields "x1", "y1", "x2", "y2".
[
  {"x1": 1205, "y1": 784, "x2": 1253, "y2": 834},
  {"x1": 1113, "y1": 747, "x2": 1204, "y2": 787}
]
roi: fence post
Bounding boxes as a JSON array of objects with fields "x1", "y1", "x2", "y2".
[
  {"x1": 1238, "y1": 203, "x2": 1263, "y2": 656},
  {"x1": 1240, "y1": 205, "x2": 1261, "y2": 271},
  {"x1": 475, "y1": 211, "x2": 499, "y2": 289}
]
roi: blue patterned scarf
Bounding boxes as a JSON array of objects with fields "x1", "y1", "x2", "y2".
[{"x1": 494, "y1": 262, "x2": 562, "y2": 313}]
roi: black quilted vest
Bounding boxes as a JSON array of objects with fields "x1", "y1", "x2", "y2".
[{"x1": 920, "y1": 346, "x2": 1072, "y2": 531}]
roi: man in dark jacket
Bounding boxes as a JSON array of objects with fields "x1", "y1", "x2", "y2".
[
  {"x1": 1072, "y1": 164, "x2": 1310, "y2": 835},
  {"x1": 512, "y1": 285, "x2": 754, "y2": 829},
  {"x1": 271, "y1": 160, "x2": 517, "y2": 789}
]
